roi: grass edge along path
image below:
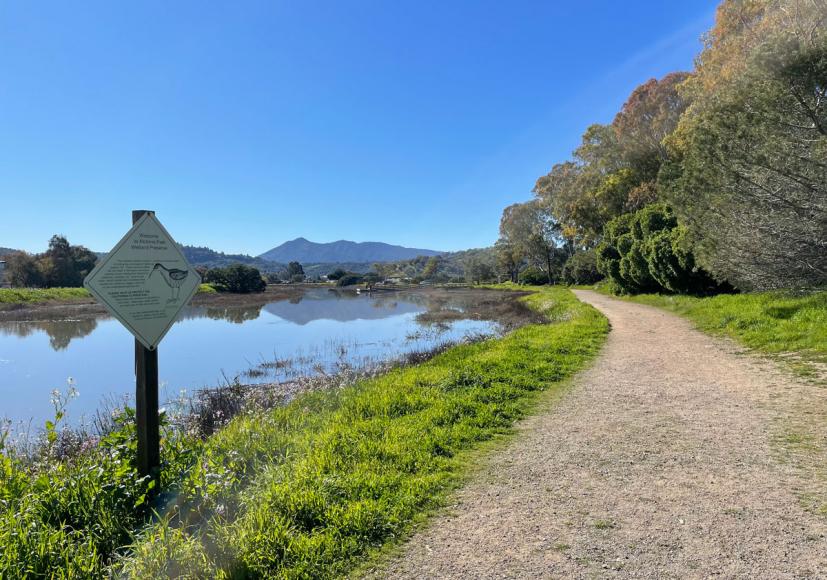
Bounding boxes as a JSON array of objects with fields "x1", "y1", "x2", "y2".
[
  {"x1": 117, "y1": 287, "x2": 607, "y2": 578},
  {"x1": 589, "y1": 285, "x2": 826, "y2": 381}
]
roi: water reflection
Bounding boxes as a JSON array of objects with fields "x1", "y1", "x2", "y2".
[
  {"x1": 0, "y1": 319, "x2": 99, "y2": 350},
  {"x1": 0, "y1": 287, "x2": 506, "y2": 426},
  {"x1": 0, "y1": 288, "x2": 493, "y2": 350}
]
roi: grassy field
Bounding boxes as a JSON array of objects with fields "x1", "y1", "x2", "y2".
[
  {"x1": 0, "y1": 287, "x2": 608, "y2": 578},
  {"x1": 0, "y1": 287, "x2": 92, "y2": 303},
  {"x1": 0, "y1": 284, "x2": 217, "y2": 304},
  {"x1": 600, "y1": 288, "x2": 827, "y2": 379}
]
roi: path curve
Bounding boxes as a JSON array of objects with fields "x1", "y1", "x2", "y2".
[{"x1": 378, "y1": 290, "x2": 827, "y2": 578}]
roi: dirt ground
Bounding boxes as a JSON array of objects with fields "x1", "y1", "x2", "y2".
[{"x1": 377, "y1": 290, "x2": 827, "y2": 579}]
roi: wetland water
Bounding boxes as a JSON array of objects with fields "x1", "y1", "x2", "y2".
[{"x1": 0, "y1": 287, "x2": 505, "y2": 426}]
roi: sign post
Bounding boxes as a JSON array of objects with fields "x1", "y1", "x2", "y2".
[
  {"x1": 83, "y1": 210, "x2": 201, "y2": 489},
  {"x1": 132, "y1": 210, "x2": 161, "y2": 486}
]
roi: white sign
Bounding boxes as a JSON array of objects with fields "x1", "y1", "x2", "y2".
[{"x1": 84, "y1": 213, "x2": 201, "y2": 350}]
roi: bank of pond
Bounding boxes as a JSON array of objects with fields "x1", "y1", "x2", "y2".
[{"x1": 0, "y1": 287, "x2": 608, "y2": 577}]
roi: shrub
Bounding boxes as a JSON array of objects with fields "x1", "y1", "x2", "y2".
[
  {"x1": 561, "y1": 250, "x2": 602, "y2": 285},
  {"x1": 518, "y1": 266, "x2": 548, "y2": 285},
  {"x1": 327, "y1": 268, "x2": 348, "y2": 281},
  {"x1": 336, "y1": 274, "x2": 363, "y2": 287},
  {"x1": 596, "y1": 203, "x2": 725, "y2": 295},
  {"x1": 284, "y1": 262, "x2": 305, "y2": 282},
  {"x1": 203, "y1": 264, "x2": 266, "y2": 293}
]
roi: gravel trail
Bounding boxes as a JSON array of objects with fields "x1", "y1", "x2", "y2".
[{"x1": 378, "y1": 290, "x2": 827, "y2": 579}]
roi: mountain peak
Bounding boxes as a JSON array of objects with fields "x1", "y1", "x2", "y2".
[{"x1": 259, "y1": 238, "x2": 442, "y2": 264}]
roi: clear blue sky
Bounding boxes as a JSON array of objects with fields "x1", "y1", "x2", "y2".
[{"x1": 0, "y1": 1, "x2": 718, "y2": 255}]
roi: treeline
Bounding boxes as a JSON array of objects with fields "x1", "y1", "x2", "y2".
[
  {"x1": 3, "y1": 236, "x2": 97, "y2": 288},
  {"x1": 497, "y1": 0, "x2": 826, "y2": 294},
  {"x1": 373, "y1": 248, "x2": 502, "y2": 284}
]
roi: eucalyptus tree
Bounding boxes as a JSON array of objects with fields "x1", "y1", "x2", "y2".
[{"x1": 664, "y1": 0, "x2": 827, "y2": 289}]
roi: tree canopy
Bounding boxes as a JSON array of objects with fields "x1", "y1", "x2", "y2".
[
  {"x1": 499, "y1": 0, "x2": 826, "y2": 293},
  {"x1": 4, "y1": 236, "x2": 97, "y2": 288}
]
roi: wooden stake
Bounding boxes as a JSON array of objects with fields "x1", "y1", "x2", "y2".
[{"x1": 132, "y1": 210, "x2": 160, "y2": 489}]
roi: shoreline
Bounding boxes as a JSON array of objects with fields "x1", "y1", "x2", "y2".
[
  {"x1": 0, "y1": 284, "x2": 531, "y2": 323},
  {"x1": 0, "y1": 284, "x2": 319, "y2": 322}
]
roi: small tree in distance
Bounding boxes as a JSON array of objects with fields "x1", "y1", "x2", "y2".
[
  {"x1": 284, "y1": 261, "x2": 305, "y2": 282},
  {"x1": 204, "y1": 264, "x2": 266, "y2": 293}
]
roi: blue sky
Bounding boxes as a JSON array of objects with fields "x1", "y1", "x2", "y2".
[{"x1": 0, "y1": 1, "x2": 718, "y2": 255}]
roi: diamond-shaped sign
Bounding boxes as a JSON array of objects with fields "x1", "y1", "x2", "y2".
[{"x1": 83, "y1": 213, "x2": 201, "y2": 350}]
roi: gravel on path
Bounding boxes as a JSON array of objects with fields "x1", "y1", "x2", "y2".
[{"x1": 377, "y1": 290, "x2": 827, "y2": 579}]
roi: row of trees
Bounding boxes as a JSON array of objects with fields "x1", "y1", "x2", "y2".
[
  {"x1": 4, "y1": 236, "x2": 98, "y2": 288},
  {"x1": 497, "y1": 0, "x2": 826, "y2": 293}
]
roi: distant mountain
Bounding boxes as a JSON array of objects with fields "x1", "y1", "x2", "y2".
[
  {"x1": 181, "y1": 246, "x2": 282, "y2": 272},
  {"x1": 0, "y1": 247, "x2": 18, "y2": 257},
  {"x1": 259, "y1": 238, "x2": 443, "y2": 264}
]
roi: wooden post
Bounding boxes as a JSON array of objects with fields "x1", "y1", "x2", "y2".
[{"x1": 132, "y1": 210, "x2": 160, "y2": 489}]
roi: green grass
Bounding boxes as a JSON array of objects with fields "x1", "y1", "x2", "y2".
[
  {"x1": 0, "y1": 287, "x2": 92, "y2": 303},
  {"x1": 604, "y1": 288, "x2": 827, "y2": 378},
  {"x1": 0, "y1": 287, "x2": 608, "y2": 578},
  {"x1": 0, "y1": 284, "x2": 218, "y2": 304}
]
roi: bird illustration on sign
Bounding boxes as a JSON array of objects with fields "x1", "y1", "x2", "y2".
[{"x1": 148, "y1": 263, "x2": 190, "y2": 303}]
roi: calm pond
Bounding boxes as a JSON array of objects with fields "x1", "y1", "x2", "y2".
[{"x1": 0, "y1": 287, "x2": 501, "y2": 427}]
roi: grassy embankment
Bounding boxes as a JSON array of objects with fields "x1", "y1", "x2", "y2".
[
  {"x1": 0, "y1": 287, "x2": 92, "y2": 303},
  {"x1": 0, "y1": 287, "x2": 607, "y2": 578},
  {"x1": 593, "y1": 286, "x2": 826, "y2": 379},
  {"x1": 0, "y1": 284, "x2": 217, "y2": 304}
]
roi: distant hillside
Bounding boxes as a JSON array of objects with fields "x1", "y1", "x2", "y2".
[
  {"x1": 259, "y1": 238, "x2": 442, "y2": 264},
  {"x1": 302, "y1": 262, "x2": 376, "y2": 277},
  {"x1": 0, "y1": 247, "x2": 18, "y2": 257},
  {"x1": 376, "y1": 247, "x2": 497, "y2": 280},
  {"x1": 181, "y1": 246, "x2": 281, "y2": 272}
]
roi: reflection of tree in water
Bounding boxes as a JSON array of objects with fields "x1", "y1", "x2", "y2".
[
  {"x1": 0, "y1": 319, "x2": 99, "y2": 351},
  {"x1": 204, "y1": 305, "x2": 264, "y2": 324}
]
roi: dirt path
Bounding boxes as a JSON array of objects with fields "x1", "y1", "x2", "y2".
[{"x1": 378, "y1": 290, "x2": 827, "y2": 578}]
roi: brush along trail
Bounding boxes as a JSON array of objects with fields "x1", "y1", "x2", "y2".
[{"x1": 379, "y1": 290, "x2": 827, "y2": 578}]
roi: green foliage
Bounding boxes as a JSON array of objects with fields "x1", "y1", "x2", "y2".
[
  {"x1": 464, "y1": 259, "x2": 496, "y2": 285},
  {"x1": 0, "y1": 287, "x2": 92, "y2": 304},
  {"x1": 336, "y1": 273, "x2": 363, "y2": 287},
  {"x1": 3, "y1": 252, "x2": 44, "y2": 287},
  {"x1": 662, "y1": 6, "x2": 827, "y2": 289},
  {"x1": 524, "y1": 2, "x2": 826, "y2": 291},
  {"x1": 532, "y1": 73, "x2": 689, "y2": 246},
  {"x1": 498, "y1": 200, "x2": 567, "y2": 283},
  {"x1": 1, "y1": 288, "x2": 608, "y2": 578},
  {"x1": 596, "y1": 204, "x2": 723, "y2": 295},
  {"x1": 115, "y1": 287, "x2": 606, "y2": 578},
  {"x1": 518, "y1": 266, "x2": 548, "y2": 285},
  {"x1": 375, "y1": 248, "x2": 494, "y2": 283},
  {"x1": 561, "y1": 249, "x2": 602, "y2": 285},
  {"x1": 203, "y1": 264, "x2": 266, "y2": 293},
  {"x1": 285, "y1": 262, "x2": 305, "y2": 282},
  {"x1": 4, "y1": 236, "x2": 98, "y2": 289},
  {"x1": 617, "y1": 289, "x2": 827, "y2": 378},
  {"x1": 0, "y1": 285, "x2": 214, "y2": 305},
  {"x1": 327, "y1": 268, "x2": 348, "y2": 281},
  {"x1": 0, "y1": 400, "x2": 201, "y2": 578}
]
